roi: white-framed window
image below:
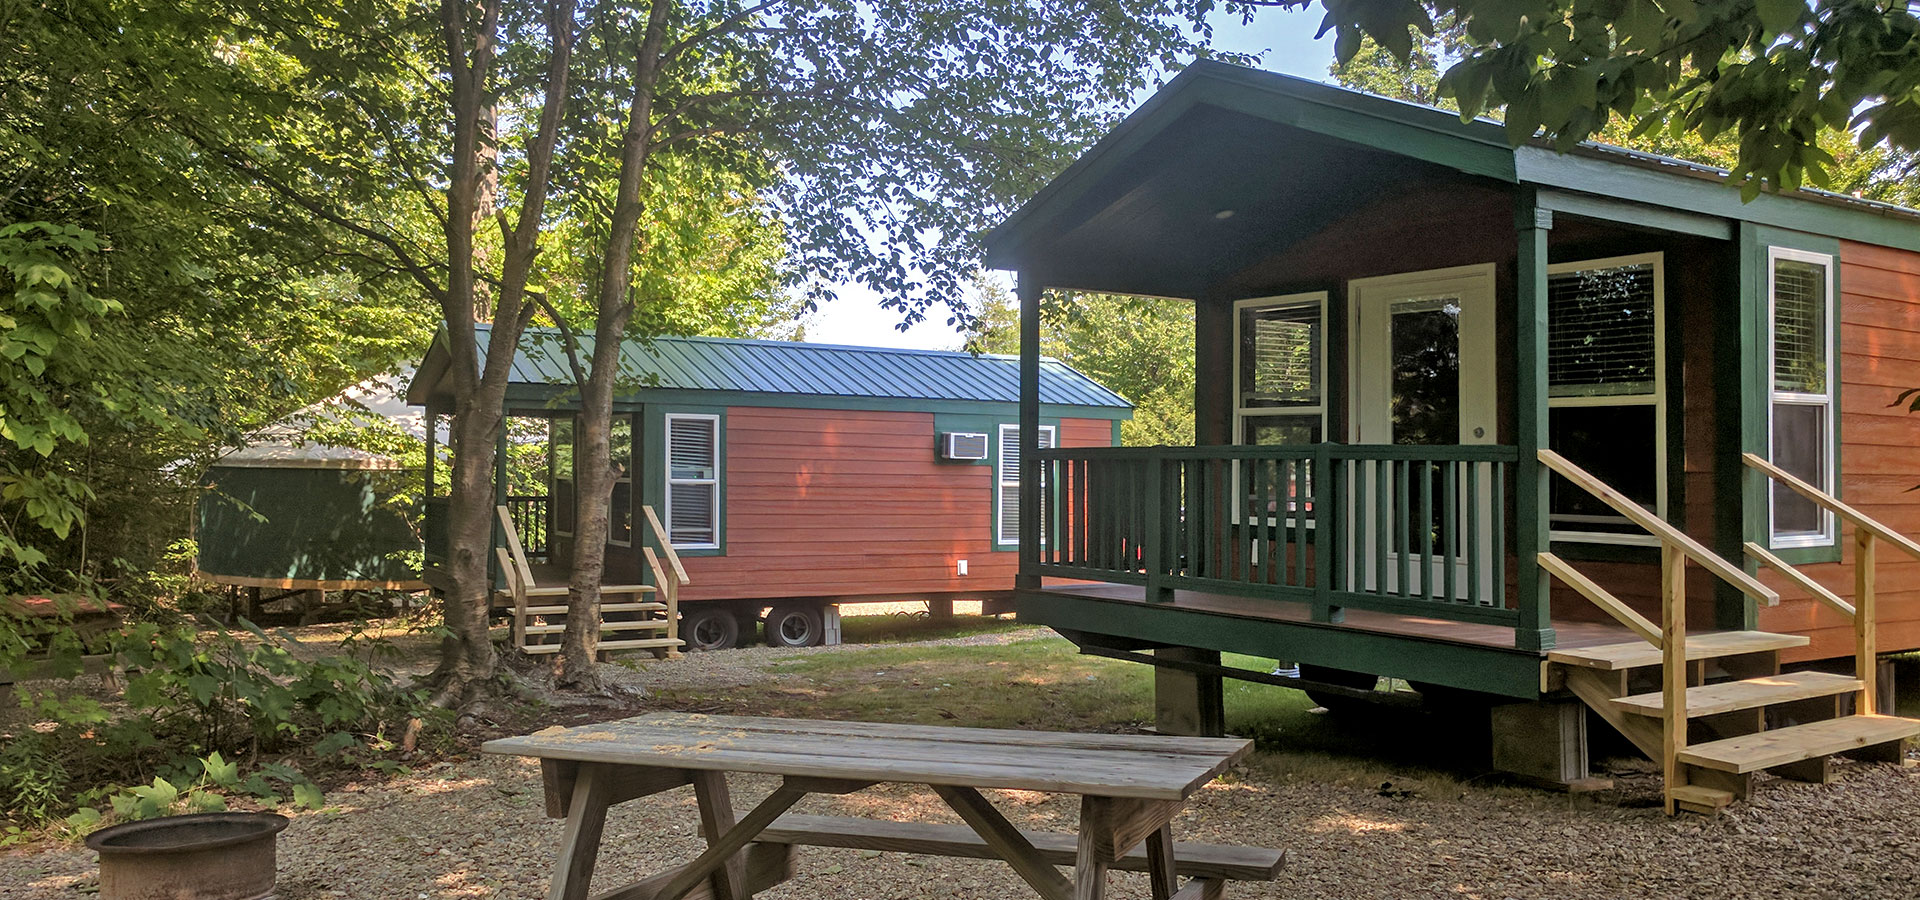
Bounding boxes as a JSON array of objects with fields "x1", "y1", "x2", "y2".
[
  {"x1": 1233, "y1": 292, "x2": 1327, "y2": 446},
  {"x1": 996, "y1": 422, "x2": 1055, "y2": 547},
  {"x1": 1768, "y1": 247, "x2": 1837, "y2": 548},
  {"x1": 1545, "y1": 253, "x2": 1666, "y2": 545},
  {"x1": 608, "y1": 414, "x2": 634, "y2": 547},
  {"x1": 664, "y1": 413, "x2": 720, "y2": 548}
]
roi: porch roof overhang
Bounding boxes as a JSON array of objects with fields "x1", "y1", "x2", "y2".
[{"x1": 984, "y1": 60, "x2": 1920, "y2": 297}]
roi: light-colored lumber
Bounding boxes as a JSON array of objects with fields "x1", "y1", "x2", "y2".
[
  {"x1": 1743, "y1": 542, "x2": 1844, "y2": 614},
  {"x1": 934, "y1": 784, "x2": 1075, "y2": 900},
  {"x1": 1075, "y1": 795, "x2": 1109, "y2": 900},
  {"x1": 756, "y1": 814, "x2": 1285, "y2": 882},
  {"x1": 1562, "y1": 669, "x2": 1663, "y2": 760},
  {"x1": 1660, "y1": 543, "x2": 1688, "y2": 816},
  {"x1": 1610, "y1": 672, "x2": 1865, "y2": 718},
  {"x1": 1540, "y1": 449, "x2": 1778, "y2": 604},
  {"x1": 1538, "y1": 552, "x2": 1661, "y2": 647},
  {"x1": 1679, "y1": 715, "x2": 1920, "y2": 774},
  {"x1": 1858, "y1": 531, "x2": 1878, "y2": 714},
  {"x1": 595, "y1": 637, "x2": 686, "y2": 652},
  {"x1": 1667, "y1": 784, "x2": 1734, "y2": 815},
  {"x1": 642, "y1": 506, "x2": 691, "y2": 585},
  {"x1": 1546, "y1": 631, "x2": 1807, "y2": 671},
  {"x1": 484, "y1": 712, "x2": 1253, "y2": 801}
]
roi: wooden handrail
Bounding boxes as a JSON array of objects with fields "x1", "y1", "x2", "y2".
[
  {"x1": 1743, "y1": 541, "x2": 1851, "y2": 616},
  {"x1": 1539, "y1": 449, "x2": 1779, "y2": 605},
  {"x1": 1538, "y1": 552, "x2": 1662, "y2": 647},
  {"x1": 642, "y1": 505, "x2": 691, "y2": 586},
  {"x1": 1742, "y1": 452, "x2": 1920, "y2": 562},
  {"x1": 643, "y1": 546, "x2": 682, "y2": 657}
]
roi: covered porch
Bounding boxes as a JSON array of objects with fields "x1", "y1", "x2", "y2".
[{"x1": 990, "y1": 62, "x2": 1759, "y2": 701}]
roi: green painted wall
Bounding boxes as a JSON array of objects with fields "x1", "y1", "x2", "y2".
[{"x1": 197, "y1": 465, "x2": 421, "y2": 584}]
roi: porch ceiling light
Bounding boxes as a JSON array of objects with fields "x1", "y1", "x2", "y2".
[{"x1": 1213, "y1": 209, "x2": 1235, "y2": 220}]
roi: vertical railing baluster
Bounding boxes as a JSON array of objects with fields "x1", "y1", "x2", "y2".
[
  {"x1": 1075, "y1": 458, "x2": 1089, "y2": 569},
  {"x1": 1419, "y1": 460, "x2": 1435, "y2": 601},
  {"x1": 1443, "y1": 460, "x2": 1458, "y2": 603},
  {"x1": 1183, "y1": 458, "x2": 1198, "y2": 581},
  {"x1": 1296, "y1": 456, "x2": 1312, "y2": 589},
  {"x1": 1494, "y1": 459, "x2": 1508, "y2": 610},
  {"x1": 1145, "y1": 454, "x2": 1169, "y2": 601},
  {"x1": 1396, "y1": 458, "x2": 1412, "y2": 597},
  {"x1": 1467, "y1": 460, "x2": 1483, "y2": 606},
  {"x1": 1374, "y1": 458, "x2": 1389, "y2": 596},
  {"x1": 1270, "y1": 459, "x2": 1286, "y2": 586}
]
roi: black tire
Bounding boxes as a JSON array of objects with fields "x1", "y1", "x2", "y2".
[
  {"x1": 764, "y1": 603, "x2": 827, "y2": 648},
  {"x1": 681, "y1": 606, "x2": 740, "y2": 652},
  {"x1": 1299, "y1": 664, "x2": 1380, "y2": 711}
]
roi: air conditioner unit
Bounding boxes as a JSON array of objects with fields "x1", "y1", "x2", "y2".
[{"x1": 941, "y1": 431, "x2": 989, "y2": 460}]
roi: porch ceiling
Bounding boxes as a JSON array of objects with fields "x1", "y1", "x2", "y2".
[{"x1": 998, "y1": 103, "x2": 1500, "y2": 299}]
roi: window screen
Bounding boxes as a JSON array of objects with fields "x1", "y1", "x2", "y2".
[
  {"x1": 1548, "y1": 263, "x2": 1657, "y2": 398},
  {"x1": 1239, "y1": 303, "x2": 1320, "y2": 408},
  {"x1": 665, "y1": 415, "x2": 719, "y2": 546},
  {"x1": 1545, "y1": 257, "x2": 1664, "y2": 541}
]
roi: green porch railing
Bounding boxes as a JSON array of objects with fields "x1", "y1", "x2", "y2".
[
  {"x1": 1032, "y1": 443, "x2": 1520, "y2": 628},
  {"x1": 505, "y1": 494, "x2": 550, "y2": 562}
]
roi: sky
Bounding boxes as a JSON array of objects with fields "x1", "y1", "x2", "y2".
[{"x1": 801, "y1": 7, "x2": 1335, "y2": 351}]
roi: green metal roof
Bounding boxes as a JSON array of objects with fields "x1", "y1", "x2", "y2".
[{"x1": 416, "y1": 325, "x2": 1131, "y2": 409}]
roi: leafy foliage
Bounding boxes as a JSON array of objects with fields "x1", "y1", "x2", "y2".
[
  {"x1": 1309, "y1": 0, "x2": 1920, "y2": 194},
  {"x1": 967, "y1": 280, "x2": 1197, "y2": 447}
]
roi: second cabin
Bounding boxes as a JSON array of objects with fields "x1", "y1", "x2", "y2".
[{"x1": 407, "y1": 328, "x2": 1131, "y2": 651}]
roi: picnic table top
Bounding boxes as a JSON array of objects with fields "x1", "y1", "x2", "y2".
[{"x1": 482, "y1": 712, "x2": 1253, "y2": 801}]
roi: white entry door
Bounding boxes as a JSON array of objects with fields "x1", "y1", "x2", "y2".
[{"x1": 1347, "y1": 264, "x2": 1500, "y2": 600}]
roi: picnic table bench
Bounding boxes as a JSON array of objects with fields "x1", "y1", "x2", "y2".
[{"x1": 483, "y1": 712, "x2": 1286, "y2": 900}]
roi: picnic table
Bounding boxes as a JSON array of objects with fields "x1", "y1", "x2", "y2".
[{"x1": 484, "y1": 712, "x2": 1286, "y2": 900}]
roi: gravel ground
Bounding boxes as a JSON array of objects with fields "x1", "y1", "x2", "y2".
[{"x1": 8, "y1": 625, "x2": 1920, "y2": 900}]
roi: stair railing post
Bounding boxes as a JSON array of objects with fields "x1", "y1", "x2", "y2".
[
  {"x1": 1661, "y1": 541, "x2": 1689, "y2": 815},
  {"x1": 1857, "y1": 530, "x2": 1877, "y2": 713}
]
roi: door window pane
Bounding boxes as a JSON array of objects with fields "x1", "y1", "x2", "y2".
[{"x1": 1389, "y1": 299, "x2": 1460, "y2": 446}]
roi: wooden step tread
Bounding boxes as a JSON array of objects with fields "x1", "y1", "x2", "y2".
[
  {"x1": 759, "y1": 814, "x2": 1284, "y2": 881},
  {"x1": 1612, "y1": 672, "x2": 1864, "y2": 718},
  {"x1": 1547, "y1": 631, "x2": 1809, "y2": 671},
  {"x1": 1679, "y1": 715, "x2": 1920, "y2": 773},
  {"x1": 520, "y1": 602, "x2": 667, "y2": 616},
  {"x1": 517, "y1": 637, "x2": 684, "y2": 653},
  {"x1": 522, "y1": 621, "x2": 670, "y2": 636}
]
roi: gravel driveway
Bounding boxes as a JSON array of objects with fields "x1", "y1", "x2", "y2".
[{"x1": 7, "y1": 626, "x2": 1919, "y2": 899}]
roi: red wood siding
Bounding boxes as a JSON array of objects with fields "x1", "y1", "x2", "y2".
[
  {"x1": 680, "y1": 407, "x2": 1115, "y2": 603},
  {"x1": 1760, "y1": 241, "x2": 1920, "y2": 661}
]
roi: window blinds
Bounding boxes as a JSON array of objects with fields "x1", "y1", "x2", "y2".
[
  {"x1": 1773, "y1": 258, "x2": 1828, "y2": 394},
  {"x1": 1548, "y1": 264, "x2": 1657, "y2": 397},
  {"x1": 1243, "y1": 305, "x2": 1320, "y2": 405}
]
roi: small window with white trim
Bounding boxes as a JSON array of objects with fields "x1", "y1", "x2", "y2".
[
  {"x1": 996, "y1": 423, "x2": 1055, "y2": 547},
  {"x1": 665, "y1": 414, "x2": 720, "y2": 548},
  {"x1": 1234, "y1": 293, "x2": 1326, "y2": 446},
  {"x1": 1545, "y1": 253, "x2": 1666, "y2": 544},
  {"x1": 1768, "y1": 247, "x2": 1837, "y2": 547}
]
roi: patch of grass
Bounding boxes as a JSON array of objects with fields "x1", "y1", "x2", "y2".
[{"x1": 834, "y1": 613, "x2": 1031, "y2": 646}]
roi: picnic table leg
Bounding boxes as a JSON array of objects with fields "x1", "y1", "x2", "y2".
[
  {"x1": 1144, "y1": 824, "x2": 1177, "y2": 900},
  {"x1": 1073, "y1": 796, "x2": 1109, "y2": 900},
  {"x1": 930, "y1": 784, "x2": 1074, "y2": 900},
  {"x1": 548, "y1": 763, "x2": 614, "y2": 900},
  {"x1": 691, "y1": 771, "x2": 750, "y2": 900},
  {"x1": 655, "y1": 783, "x2": 807, "y2": 900}
]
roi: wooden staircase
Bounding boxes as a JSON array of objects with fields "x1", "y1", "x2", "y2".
[
  {"x1": 493, "y1": 505, "x2": 686, "y2": 657},
  {"x1": 1538, "y1": 450, "x2": 1920, "y2": 814}
]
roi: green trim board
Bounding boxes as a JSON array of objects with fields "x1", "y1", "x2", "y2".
[
  {"x1": 641, "y1": 403, "x2": 728, "y2": 558},
  {"x1": 1739, "y1": 225, "x2": 1845, "y2": 567},
  {"x1": 1016, "y1": 589, "x2": 1545, "y2": 698}
]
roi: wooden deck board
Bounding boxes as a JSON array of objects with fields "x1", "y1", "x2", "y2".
[
  {"x1": 1545, "y1": 631, "x2": 1810, "y2": 671},
  {"x1": 1611, "y1": 672, "x2": 1864, "y2": 718},
  {"x1": 483, "y1": 712, "x2": 1251, "y2": 801},
  {"x1": 1679, "y1": 715, "x2": 1920, "y2": 773}
]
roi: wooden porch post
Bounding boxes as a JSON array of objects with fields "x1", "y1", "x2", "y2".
[
  {"x1": 1017, "y1": 271, "x2": 1043, "y2": 591},
  {"x1": 1514, "y1": 190, "x2": 1556, "y2": 652}
]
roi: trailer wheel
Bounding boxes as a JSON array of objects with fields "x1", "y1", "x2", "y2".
[
  {"x1": 764, "y1": 603, "x2": 826, "y2": 648},
  {"x1": 681, "y1": 607, "x2": 740, "y2": 653},
  {"x1": 1298, "y1": 665, "x2": 1380, "y2": 711}
]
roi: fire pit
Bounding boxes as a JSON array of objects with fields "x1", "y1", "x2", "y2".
[{"x1": 85, "y1": 812, "x2": 289, "y2": 900}]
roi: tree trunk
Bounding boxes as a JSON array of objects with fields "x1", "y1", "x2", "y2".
[
  {"x1": 558, "y1": 372, "x2": 614, "y2": 688},
  {"x1": 428, "y1": 373, "x2": 510, "y2": 705}
]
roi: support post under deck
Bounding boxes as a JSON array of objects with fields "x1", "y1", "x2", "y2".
[{"x1": 1017, "y1": 272, "x2": 1043, "y2": 591}]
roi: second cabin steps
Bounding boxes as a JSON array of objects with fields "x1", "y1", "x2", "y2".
[{"x1": 1551, "y1": 631, "x2": 1920, "y2": 814}]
